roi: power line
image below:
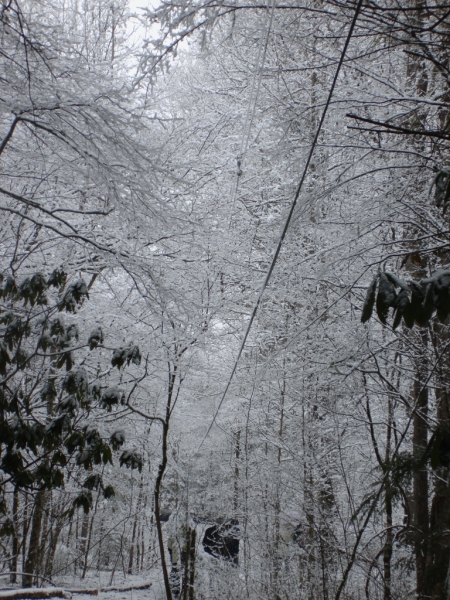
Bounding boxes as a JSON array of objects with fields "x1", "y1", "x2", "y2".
[{"x1": 199, "y1": 0, "x2": 365, "y2": 449}]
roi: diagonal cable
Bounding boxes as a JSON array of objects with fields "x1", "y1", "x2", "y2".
[{"x1": 199, "y1": 0, "x2": 365, "y2": 448}]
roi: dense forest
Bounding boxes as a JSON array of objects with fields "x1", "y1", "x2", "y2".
[{"x1": 1, "y1": 0, "x2": 450, "y2": 599}]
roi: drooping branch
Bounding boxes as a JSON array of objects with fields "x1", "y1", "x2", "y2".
[{"x1": 347, "y1": 113, "x2": 450, "y2": 140}]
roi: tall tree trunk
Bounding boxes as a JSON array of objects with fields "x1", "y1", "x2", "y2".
[
  {"x1": 155, "y1": 365, "x2": 178, "y2": 600},
  {"x1": 81, "y1": 486, "x2": 103, "y2": 580},
  {"x1": 233, "y1": 430, "x2": 240, "y2": 514},
  {"x1": 44, "y1": 525, "x2": 63, "y2": 580},
  {"x1": 10, "y1": 487, "x2": 19, "y2": 583},
  {"x1": 302, "y1": 404, "x2": 315, "y2": 597},
  {"x1": 155, "y1": 420, "x2": 173, "y2": 600},
  {"x1": 79, "y1": 512, "x2": 89, "y2": 579},
  {"x1": 74, "y1": 510, "x2": 79, "y2": 575},
  {"x1": 96, "y1": 518, "x2": 104, "y2": 572},
  {"x1": 413, "y1": 332, "x2": 429, "y2": 599},
  {"x1": 182, "y1": 528, "x2": 196, "y2": 600},
  {"x1": 181, "y1": 528, "x2": 192, "y2": 600},
  {"x1": 128, "y1": 518, "x2": 138, "y2": 575},
  {"x1": 44, "y1": 506, "x2": 65, "y2": 580},
  {"x1": 22, "y1": 490, "x2": 29, "y2": 578},
  {"x1": 139, "y1": 490, "x2": 149, "y2": 572},
  {"x1": 23, "y1": 489, "x2": 46, "y2": 588},
  {"x1": 135, "y1": 525, "x2": 141, "y2": 574},
  {"x1": 425, "y1": 324, "x2": 450, "y2": 599},
  {"x1": 365, "y1": 374, "x2": 393, "y2": 600},
  {"x1": 128, "y1": 473, "x2": 144, "y2": 575},
  {"x1": 140, "y1": 523, "x2": 145, "y2": 572},
  {"x1": 37, "y1": 492, "x2": 50, "y2": 583},
  {"x1": 383, "y1": 396, "x2": 393, "y2": 600}
]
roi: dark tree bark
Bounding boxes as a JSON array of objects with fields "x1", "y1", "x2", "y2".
[
  {"x1": 22, "y1": 489, "x2": 46, "y2": 588},
  {"x1": 155, "y1": 365, "x2": 178, "y2": 600},
  {"x1": 182, "y1": 528, "x2": 196, "y2": 600},
  {"x1": 155, "y1": 419, "x2": 173, "y2": 600},
  {"x1": 413, "y1": 332, "x2": 429, "y2": 599},
  {"x1": 383, "y1": 397, "x2": 394, "y2": 600},
  {"x1": 22, "y1": 490, "x2": 28, "y2": 578},
  {"x1": 10, "y1": 487, "x2": 19, "y2": 584},
  {"x1": 79, "y1": 511, "x2": 89, "y2": 579},
  {"x1": 425, "y1": 325, "x2": 450, "y2": 599}
]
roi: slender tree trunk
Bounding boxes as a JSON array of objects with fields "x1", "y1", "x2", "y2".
[
  {"x1": 23, "y1": 489, "x2": 46, "y2": 587},
  {"x1": 413, "y1": 332, "x2": 429, "y2": 599},
  {"x1": 155, "y1": 420, "x2": 173, "y2": 600},
  {"x1": 64, "y1": 512, "x2": 75, "y2": 576},
  {"x1": 189, "y1": 529, "x2": 196, "y2": 600},
  {"x1": 79, "y1": 512, "x2": 89, "y2": 579},
  {"x1": 44, "y1": 524, "x2": 63, "y2": 580},
  {"x1": 45, "y1": 505, "x2": 65, "y2": 580},
  {"x1": 181, "y1": 528, "x2": 196, "y2": 600},
  {"x1": 233, "y1": 430, "x2": 240, "y2": 514},
  {"x1": 74, "y1": 510, "x2": 79, "y2": 575},
  {"x1": 181, "y1": 528, "x2": 191, "y2": 600},
  {"x1": 128, "y1": 474, "x2": 144, "y2": 575},
  {"x1": 154, "y1": 343, "x2": 186, "y2": 600},
  {"x1": 141, "y1": 524, "x2": 145, "y2": 571},
  {"x1": 22, "y1": 490, "x2": 28, "y2": 577},
  {"x1": 425, "y1": 324, "x2": 450, "y2": 599},
  {"x1": 128, "y1": 519, "x2": 138, "y2": 575},
  {"x1": 82, "y1": 486, "x2": 103, "y2": 580},
  {"x1": 135, "y1": 526, "x2": 141, "y2": 574},
  {"x1": 383, "y1": 482, "x2": 393, "y2": 600},
  {"x1": 95, "y1": 517, "x2": 103, "y2": 572},
  {"x1": 140, "y1": 491, "x2": 149, "y2": 572},
  {"x1": 383, "y1": 397, "x2": 393, "y2": 600},
  {"x1": 10, "y1": 487, "x2": 19, "y2": 584},
  {"x1": 302, "y1": 404, "x2": 315, "y2": 597},
  {"x1": 37, "y1": 492, "x2": 50, "y2": 583},
  {"x1": 155, "y1": 366, "x2": 178, "y2": 600}
]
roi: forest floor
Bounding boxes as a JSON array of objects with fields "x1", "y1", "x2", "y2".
[{"x1": 0, "y1": 572, "x2": 165, "y2": 600}]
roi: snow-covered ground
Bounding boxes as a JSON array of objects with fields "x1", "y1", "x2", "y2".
[{"x1": 0, "y1": 573, "x2": 165, "y2": 600}]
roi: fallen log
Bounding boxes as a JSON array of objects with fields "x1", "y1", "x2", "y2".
[
  {"x1": 0, "y1": 588, "x2": 71, "y2": 600},
  {"x1": 100, "y1": 583, "x2": 152, "y2": 593},
  {"x1": 0, "y1": 581, "x2": 153, "y2": 598},
  {"x1": 67, "y1": 582, "x2": 152, "y2": 595}
]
